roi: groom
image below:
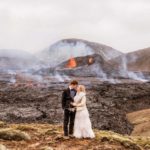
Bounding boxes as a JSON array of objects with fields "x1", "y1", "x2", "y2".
[{"x1": 62, "y1": 80, "x2": 78, "y2": 136}]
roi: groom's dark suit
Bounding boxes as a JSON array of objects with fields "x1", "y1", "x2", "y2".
[{"x1": 62, "y1": 88, "x2": 76, "y2": 136}]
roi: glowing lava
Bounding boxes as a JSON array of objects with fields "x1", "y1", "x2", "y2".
[
  {"x1": 88, "y1": 57, "x2": 93, "y2": 64},
  {"x1": 67, "y1": 57, "x2": 77, "y2": 68}
]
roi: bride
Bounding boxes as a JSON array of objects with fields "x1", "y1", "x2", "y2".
[{"x1": 71, "y1": 85, "x2": 95, "y2": 138}]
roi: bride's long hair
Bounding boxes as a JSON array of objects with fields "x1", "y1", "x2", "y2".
[{"x1": 78, "y1": 85, "x2": 86, "y2": 93}]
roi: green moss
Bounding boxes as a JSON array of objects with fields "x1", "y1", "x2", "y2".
[
  {"x1": 0, "y1": 123, "x2": 149, "y2": 150},
  {"x1": 95, "y1": 130, "x2": 142, "y2": 150},
  {"x1": 0, "y1": 121, "x2": 7, "y2": 128},
  {"x1": 132, "y1": 136, "x2": 150, "y2": 149},
  {"x1": 15, "y1": 124, "x2": 38, "y2": 131},
  {"x1": 44, "y1": 128, "x2": 61, "y2": 136},
  {"x1": 40, "y1": 146, "x2": 53, "y2": 150}
]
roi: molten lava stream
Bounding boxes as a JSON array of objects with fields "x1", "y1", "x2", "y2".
[{"x1": 67, "y1": 57, "x2": 77, "y2": 68}]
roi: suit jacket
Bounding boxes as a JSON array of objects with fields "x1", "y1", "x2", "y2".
[{"x1": 62, "y1": 88, "x2": 76, "y2": 109}]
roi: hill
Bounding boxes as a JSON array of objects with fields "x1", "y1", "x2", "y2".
[
  {"x1": 110, "y1": 48, "x2": 150, "y2": 73},
  {"x1": 127, "y1": 109, "x2": 150, "y2": 137},
  {"x1": 127, "y1": 48, "x2": 150, "y2": 72},
  {"x1": 38, "y1": 38, "x2": 123, "y2": 66}
]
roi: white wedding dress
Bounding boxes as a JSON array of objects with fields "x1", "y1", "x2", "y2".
[{"x1": 73, "y1": 92, "x2": 95, "y2": 138}]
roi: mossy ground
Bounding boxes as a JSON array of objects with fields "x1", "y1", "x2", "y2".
[{"x1": 0, "y1": 122, "x2": 149, "y2": 150}]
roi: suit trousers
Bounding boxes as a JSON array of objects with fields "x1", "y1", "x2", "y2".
[{"x1": 63, "y1": 109, "x2": 76, "y2": 136}]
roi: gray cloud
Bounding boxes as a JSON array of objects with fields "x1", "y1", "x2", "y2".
[{"x1": 0, "y1": 0, "x2": 150, "y2": 53}]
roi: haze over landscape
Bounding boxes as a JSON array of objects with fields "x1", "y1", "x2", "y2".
[
  {"x1": 0, "y1": 0, "x2": 150, "y2": 53},
  {"x1": 0, "y1": 1, "x2": 150, "y2": 150}
]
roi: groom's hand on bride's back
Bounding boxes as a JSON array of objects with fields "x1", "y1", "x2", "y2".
[{"x1": 71, "y1": 102, "x2": 76, "y2": 106}]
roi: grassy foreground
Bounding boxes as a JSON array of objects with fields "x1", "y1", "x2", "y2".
[{"x1": 0, "y1": 121, "x2": 150, "y2": 150}]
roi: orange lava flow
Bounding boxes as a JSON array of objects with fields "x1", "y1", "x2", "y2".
[
  {"x1": 67, "y1": 57, "x2": 77, "y2": 68},
  {"x1": 88, "y1": 57, "x2": 93, "y2": 64}
]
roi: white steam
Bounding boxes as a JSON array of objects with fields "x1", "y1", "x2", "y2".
[
  {"x1": 91, "y1": 63, "x2": 107, "y2": 79},
  {"x1": 120, "y1": 55, "x2": 148, "y2": 82},
  {"x1": 0, "y1": 41, "x2": 149, "y2": 84}
]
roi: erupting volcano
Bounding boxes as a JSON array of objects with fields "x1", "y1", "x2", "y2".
[{"x1": 66, "y1": 57, "x2": 77, "y2": 68}]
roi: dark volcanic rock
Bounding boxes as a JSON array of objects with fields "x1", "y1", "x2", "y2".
[
  {"x1": 6, "y1": 107, "x2": 43, "y2": 122},
  {"x1": 0, "y1": 78, "x2": 150, "y2": 135}
]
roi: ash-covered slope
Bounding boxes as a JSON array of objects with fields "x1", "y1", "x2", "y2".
[
  {"x1": 38, "y1": 38, "x2": 123, "y2": 66},
  {"x1": 107, "y1": 48, "x2": 150, "y2": 80},
  {"x1": 110, "y1": 48, "x2": 150, "y2": 72},
  {"x1": 127, "y1": 48, "x2": 150, "y2": 72}
]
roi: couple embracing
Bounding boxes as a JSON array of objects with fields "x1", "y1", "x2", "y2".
[{"x1": 62, "y1": 80, "x2": 95, "y2": 138}]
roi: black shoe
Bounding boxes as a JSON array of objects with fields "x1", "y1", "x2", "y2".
[
  {"x1": 63, "y1": 136, "x2": 70, "y2": 140},
  {"x1": 64, "y1": 133, "x2": 69, "y2": 136},
  {"x1": 69, "y1": 134, "x2": 75, "y2": 138}
]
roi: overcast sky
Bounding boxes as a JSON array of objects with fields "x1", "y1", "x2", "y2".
[{"x1": 0, "y1": 0, "x2": 150, "y2": 53}]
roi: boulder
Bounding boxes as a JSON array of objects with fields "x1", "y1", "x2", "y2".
[{"x1": 0, "y1": 128, "x2": 31, "y2": 141}]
